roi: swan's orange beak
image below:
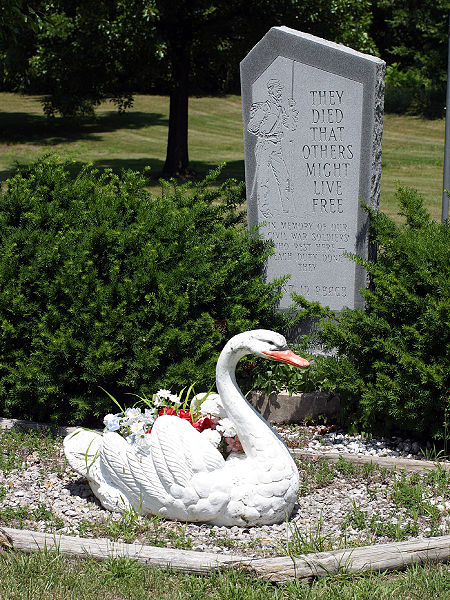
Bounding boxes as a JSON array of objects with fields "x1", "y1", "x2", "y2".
[{"x1": 262, "y1": 349, "x2": 310, "y2": 368}]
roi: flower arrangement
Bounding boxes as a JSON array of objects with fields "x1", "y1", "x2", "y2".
[{"x1": 102, "y1": 388, "x2": 243, "y2": 457}]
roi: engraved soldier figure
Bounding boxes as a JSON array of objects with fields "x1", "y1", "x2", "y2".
[{"x1": 248, "y1": 79, "x2": 298, "y2": 216}]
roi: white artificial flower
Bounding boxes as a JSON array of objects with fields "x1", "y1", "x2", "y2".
[
  {"x1": 129, "y1": 420, "x2": 145, "y2": 434},
  {"x1": 154, "y1": 389, "x2": 174, "y2": 408},
  {"x1": 200, "y1": 428, "x2": 221, "y2": 448},
  {"x1": 169, "y1": 393, "x2": 181, "y2": 406},
  {"x1": 216, "y1": 418, "x2": 237, "y2": 438},
  {"x1": 103, "y1": 413, "x2": 121, "y2": 431},
  {"x1": 134, "y1": 432, "x2": 151, "y2": 453},
  {"x1": 125, "y1": 407, "x2": 142, "y2": 420},
  {"x1": 193, "y1": 393, "x2": 226, "y2": 418}
]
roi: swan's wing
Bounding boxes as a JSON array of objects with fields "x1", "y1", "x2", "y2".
[
  {"x1": 191, "y1": 432, "x2": 226, "y2": 473},
  {"x1": 126, "y1": 448, "x2": 168, "y2": 512},
  {"x1": 100, "y1": 431, "x2": 142, "y2": 502},
  {"x1": 96, "y1": 417, "x2": 226, "y2": 520},
  {"x1": 150, "y1": 419, "x2": 192, "y2": 489},
  {"x1": 150, "y1": 415, "x2": 225, "y2": 492},
  {"x1": 100, "y1": 431, "x2": 176, "y2": 513}
]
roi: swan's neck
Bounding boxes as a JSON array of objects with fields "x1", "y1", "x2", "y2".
[{"x1": 215, "y1": 343, "x2": 288, "y2": 461}]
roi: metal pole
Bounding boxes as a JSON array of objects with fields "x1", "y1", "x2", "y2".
[{"x1": 442, "y1": 12, "x2": 450, "y2": 223}]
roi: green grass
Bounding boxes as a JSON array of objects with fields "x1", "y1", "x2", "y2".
[
  {"x1": 0, "y1": 427, "x2": 63, "y2": 476},
  {"x1": 76, "y1": 510, "x2": 193, "y2": 549},
  {"x1": 0, "y1": 93, "x2": 445, "y2": 222},
  {"x1": 342, "y1": 500, "x2": 420, "y2": 541},
  {"x1": 295, "y1": 454, "x2": 391, "y2": 497},
  {"x1": 0, "y1": 503, "x2": 65, "y2": 530},
  {"x1": 0, "y1": 550, "x2": 449, "y2": 600},
  {"x1": 381, "y1": 113, "x2": 445, "y2": 222}
]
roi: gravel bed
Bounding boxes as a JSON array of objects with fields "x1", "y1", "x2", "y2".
[
  {"x1": 0, "y1": 426, "x2": 448, "y2": 558},
  {"x1": 276, "y1": 424, "x2": 434, "y2": 459}
]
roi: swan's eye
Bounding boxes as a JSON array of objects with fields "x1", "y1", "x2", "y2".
[{"x1": 267, "y1": 345, "x2": 289, "y2": 352}]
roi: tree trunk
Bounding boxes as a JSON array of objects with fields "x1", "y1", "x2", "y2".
[{"x1": 162, "y1": 42, "x2": 191, "y2": 177}]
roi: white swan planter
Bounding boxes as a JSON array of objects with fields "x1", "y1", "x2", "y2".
[{"x1": 63, "y1": 330, "x2": 310, "y2": 526}]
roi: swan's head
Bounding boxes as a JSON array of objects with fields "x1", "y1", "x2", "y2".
[{"x1": 229, "y1": 329, "x2": 310, "y2": 369}]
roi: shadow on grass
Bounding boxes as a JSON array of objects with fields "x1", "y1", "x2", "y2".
[
  {"x1": 0, "y1": 110, "x2": 168, "y2": 145},
  {"x1": 80, "y1": 157, "x2": 245, "y2": 187},
  {"x1": 90, "y1": 157, "x2": 245, "y2": 184},
  {"x1": 0, "y1": 106, "x2": 245, "y2": 185},
  {"x1": 1, "y1": 157, "x2": 246, "y2": 188}
]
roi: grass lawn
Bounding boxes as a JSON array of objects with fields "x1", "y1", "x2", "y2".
[
  {"x1": 0, "y1": 550, "x2": 449, "y2": 600},
  {"x1": 0, "y1": 93, "x2": 244, "y2": 191},
  {"x1": 0, "y1": 93, "x2": 445, "y2": 222},
  {"x1": 381, "y1": 114, "x2": 445, "y2": 222}
]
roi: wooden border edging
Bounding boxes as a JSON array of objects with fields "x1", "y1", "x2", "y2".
[
  {"x1": 0, "y1": 527, "x2": 248, "y2": 575},
  {"x1": 0, "y1": 417, "x2": 92, "y2": 438},
  {"x1": 293, "y1": 449, "x2": 450, "y2": 474},
  {"x1": 245, "y1": 535, "x2": 450, "y2": 582},
  {"x1": 1, "y1": 527, "x2": 449, "y2": 583}
]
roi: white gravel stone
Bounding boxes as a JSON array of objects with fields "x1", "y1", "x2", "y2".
[{"x1": 0, "y1": 425, "x2": 447, "y2": 557}]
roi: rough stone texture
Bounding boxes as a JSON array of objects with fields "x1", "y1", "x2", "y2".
[
  {"x1": 249, "y1": 391, "x2": 340, "y2": 424},
  {"x1": 241, "y1": 27, "x2": 385, "y2": 311},
  {"x1": 371, "y1": 60, "x2": 386, "y2": 216}
]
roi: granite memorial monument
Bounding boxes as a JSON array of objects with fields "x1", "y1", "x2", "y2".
[{"x1": 241, "y1": 27, "x2": 385, "y2": 311}]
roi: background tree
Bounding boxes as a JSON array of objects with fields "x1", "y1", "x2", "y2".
[
  {"x1": 370, "y1": 0, "x2": 449, "y2": 117},
  {"x1": 20, "y1": 1, "x2": 159, "y2": 117},
  {"x1": 155, "y1": 0, "x2": 377, "y2": 176},
  {"x1": 1, "y1": 0, "x2": 376, "y2": 176},
  {"x1": 0, "y1": 0, "x2": 40, "y2": 89},
  {"x1": 157, "y1": 0, "x2": 377, "y2": 175}
]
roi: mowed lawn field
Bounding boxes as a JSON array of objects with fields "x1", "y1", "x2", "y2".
[{"x1": 0, "y1": 92, "x2": 445, "y2": 222}]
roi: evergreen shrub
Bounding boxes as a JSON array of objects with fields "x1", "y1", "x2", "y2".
[
  {"x1": 303, "y1": 187, "x2": 449, "y2": 440},
  {"x1": 0, "y1": 158, "x2": 286, "y2": 425}
]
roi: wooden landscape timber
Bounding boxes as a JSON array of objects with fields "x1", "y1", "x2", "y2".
[
  {"x1": 243, "y1": 535, "x2": 450, "y2": 582},
  {"x1": 0, "y1": 526, "x2": 248, "y2": 576},
  {"x1": 292, "y1": 449, "x2": 450, "y2": 474},
  {"x1": 1, "y1": 527, "x2": 449, "y2": 583},
  {"x1": 0, "y1": 417, "x2": 84, "y2": 438}
]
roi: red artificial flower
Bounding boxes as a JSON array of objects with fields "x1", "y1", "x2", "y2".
[
  {"x1": 192, "y1": 416, "x2": 212, "y2": 432},
  {"x1": 225, "y1": 436, "x2": 243, "y2": 453},
  {"x1": 177, "y1": 409, "x2": 193, "y2": 423},
  {"x1": 158, "y1": 406, "x2": 177, "y2": 417}
]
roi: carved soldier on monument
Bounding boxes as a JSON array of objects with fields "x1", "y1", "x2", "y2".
[{"x1": 247, "y1": 78, "x2": 298, "y2": 216}]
